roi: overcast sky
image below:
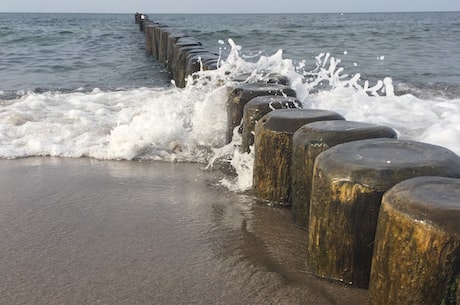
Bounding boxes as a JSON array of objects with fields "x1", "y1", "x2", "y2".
[{"x1": 1, "y1": 0, "x2": 459, "y2": 14}]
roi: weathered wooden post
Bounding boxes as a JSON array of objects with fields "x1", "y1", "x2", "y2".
[
  {"x1": 171, "y1": 38, "x2": 203, "y2": 88},
  {"x1": 241, "y1": 95, "x2": 302, "y2": 153},
  {"x1": 291, "y1": 120, "x2": 397, "y2": 230},
  {"x1": 186, "y1": 52, "x2": 220, "y2": 76},
  {"x1": 166, "y1": 32, "x2": 186, "y2": 73},
  {"x1": 307, "y1": 138, "x2": 460, "y2": 288},
  {"x1": 159, "y1": 27, "x2": 178, "y2": 65},
  {"x1": 253, "y1": 109, "x2": 344, "y2": 205},
  {"x1": 200, "y1": 55, "x2": 219, "y2": 71},
  {"x1": 226, "y1": 83, "x2": 296, "y2": 143},
  {"x1": 369, "y1": 176, "x2": 460, "y2": 305},
  {"x1": 144, "y1": 23, "x2": 157, "y2": 56},
  {"x1": 150, "y1": 23, "x2": 163, "y2": 60}
]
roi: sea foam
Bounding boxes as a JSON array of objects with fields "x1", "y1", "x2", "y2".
[{"x1": 1, "y1": 39, "x2": 459, "y2": 192}]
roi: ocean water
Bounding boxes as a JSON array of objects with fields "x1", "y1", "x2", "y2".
[{"x1": 1, "y1": 12, "x2": 460, "y2": 190}]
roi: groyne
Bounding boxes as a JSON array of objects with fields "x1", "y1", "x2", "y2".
[
  {"x1": 136, "y1": 13, "x2": 220, "y2": 88},
  {"x1": 135, "y1": 13, "x2": 460, "y2": 305}
]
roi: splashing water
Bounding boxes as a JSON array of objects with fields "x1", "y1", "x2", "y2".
[
  {"x1": 206, "y1": 41, "x2": 460, "y2": 192},
  {"x1": 1, "y1": 39, "x2": 459, "y2": 192}
]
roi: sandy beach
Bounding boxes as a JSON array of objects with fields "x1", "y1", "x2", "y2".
[{"x1": 0, "y1": 157, "x2": 367, "y2": 304}]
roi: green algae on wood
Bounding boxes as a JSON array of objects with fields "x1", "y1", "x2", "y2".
[
  {"x1": 241, "y1": 95, "x2": 302, "y2": 153},
  {"x1": 369, "y1": 176, "x2": 460, "y2": 305},
  {"x1": 226, "y1": 83, "x2": 297, "y2": 143},
  {"x1": 291, "y1": 120, "x2": 396, "y2": 230},
  {"x1": 307, "y1": 139, "x2": 460, "y2": 288},
  {"x1": 253, "y1": 109, "x2": 344, "y2": 205}
]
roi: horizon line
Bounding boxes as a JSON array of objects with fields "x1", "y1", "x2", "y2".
[{"x1": 1, "y1": 9, "x2": 459, "y2": 14}]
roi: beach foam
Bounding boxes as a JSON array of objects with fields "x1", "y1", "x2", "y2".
[{"x1": 1, "y1": 39, "x2": 459, "y2": 191}]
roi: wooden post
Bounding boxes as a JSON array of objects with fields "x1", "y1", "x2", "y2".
[
  {"x1": 151, "y1": 24, "x2": 165, "y2": 60},
  {"x1": 144, "y1": 24, "x2": 156, "y2": 56},
  {"x1": 307, "y1": 138, "x2": 460, "y2": 288},
  {"x1": 226, "y1": 83, "x2": 297, "y2": 143},
  {"x1": 186, "y1": 52, "x2": 219, "y2": 76},
  {"x1": 171, "y1": 39, "x2": 203, "y2": 88},
  {"x1": 291, "y1": 120, "x2": 397, "y2": 230},
  {"x1": 241, "y1": 95, "x2": 302, "y2": 153},
  {"x1": 369, "y1": 176, "x2": 460, "y2": 305},
  {"x1": 253, "y1": 109, "x2": 344, "y2": 205},
  {"x1": 166, "y1": 32, "x2": 186, "y2": 73},
  {"x1": 158, "y1": 27, "x2": 177, "y2": 65}
]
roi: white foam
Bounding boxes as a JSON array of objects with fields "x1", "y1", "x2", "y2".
[{"x1": 1, "y1": 40, "x2": 459, "y2": 193}]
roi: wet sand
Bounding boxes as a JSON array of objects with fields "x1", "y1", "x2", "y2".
[{"x1": 0, "y1": 157, "x2": 367, "y2": 305}]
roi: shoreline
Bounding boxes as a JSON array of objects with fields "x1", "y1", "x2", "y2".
[{"x1": 0, "y1": 157, "x2": 367, "y2": 304}]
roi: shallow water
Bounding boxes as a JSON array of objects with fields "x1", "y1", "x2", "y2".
[
  {"x1": 1, "y1": 12, "x2": 460, "y2": 166},
  {"x1": 0, "y1": 158, "x2": 367, "y2": 304}
]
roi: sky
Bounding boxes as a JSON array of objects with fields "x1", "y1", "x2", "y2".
[{"x1": 1, "y1": 0, "x2": 459, "y2": 14}]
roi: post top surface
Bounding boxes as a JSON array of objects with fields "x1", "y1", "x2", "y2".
[{"x1": 383, "y1": 176, "x2": 460, "y2": 233}]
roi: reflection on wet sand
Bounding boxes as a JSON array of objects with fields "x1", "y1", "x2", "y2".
[{"x1": 0, "y1": 158, "x2": 367, "y2": 305}]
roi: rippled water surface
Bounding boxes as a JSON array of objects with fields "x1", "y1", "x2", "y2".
[
  {"x1": 0, "y1": 13, "x2": 171, "y2": 91},
  {"x1": 0, "y1": 158, "x2": 367, "y2": 304},
  {"x1": 149, "y1": 12, "x2": 460, "y2": 88}
]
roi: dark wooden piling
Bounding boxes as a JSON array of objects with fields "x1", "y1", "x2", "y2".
[
  {"x1": 241, "y1": 95, "x2": 302, "y2": 153},
  {"x1": 173, "y1": 45, "x2": 207, "y2": 87},
  {"x1": 307, "y1": 138, "x2": 460, "y2": 288},
  {"x1": 158, "y1": 27, "x2": 177, "y2": 65},
  {"x1": 166, "y1": 32, "x2": 187, "y2": 72},
  {"x1": 369, "y1": 176, "x2": 460, "y2": 305},
  {"x1": 152, "y1": 25, "x2": 168, "y2": 60},
  {"x1": 290, "y1": 120, "x2": 397, "y2": 230},
  {"x1": 144, "y1": 23, "x2": 157, "y2": 56},
  {"x1": 226, "y1": 83, "x2": 297, "y2": 143},
  {"x1": 134, "y1": 15, "x2": 460, "y2": 299},
  {"x1": 253, "y1": 109, "x2": 344, "y2": 204},
  {"x1": 186, "y1": 52, "x2": 220, "y2": 76}
]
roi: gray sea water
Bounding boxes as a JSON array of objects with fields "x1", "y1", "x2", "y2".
[
  {"x1": 151, "y1": 12, "x2": 460, "y2": 95},
  {"x1": 0, "y1": 13, "x2": 170, "y2": 93},
  {"x1": 1, "y1": 12, "x2": 460, "y2": 97}
]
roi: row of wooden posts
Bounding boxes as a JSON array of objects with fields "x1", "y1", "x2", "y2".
[
  {"x1": 135, "y1": 14, "x2": 460, "y2": 305},
  {"x1": 135, "y1": 13, "x2": 220, "y2": 88}
]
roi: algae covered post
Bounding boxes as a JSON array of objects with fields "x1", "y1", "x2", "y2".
[
  {"x1": 253, "y1": 109, "x2": 344, "y2": 205},
  {"x1": 290, "y1": 120, "x2": 397, "y2": 229},
  {"x1": 307, "y1": 139, "x2": 460, "y2": 288},
  {"x1": 369, "y1": 176, "x2": 460, "y2": 305}
]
